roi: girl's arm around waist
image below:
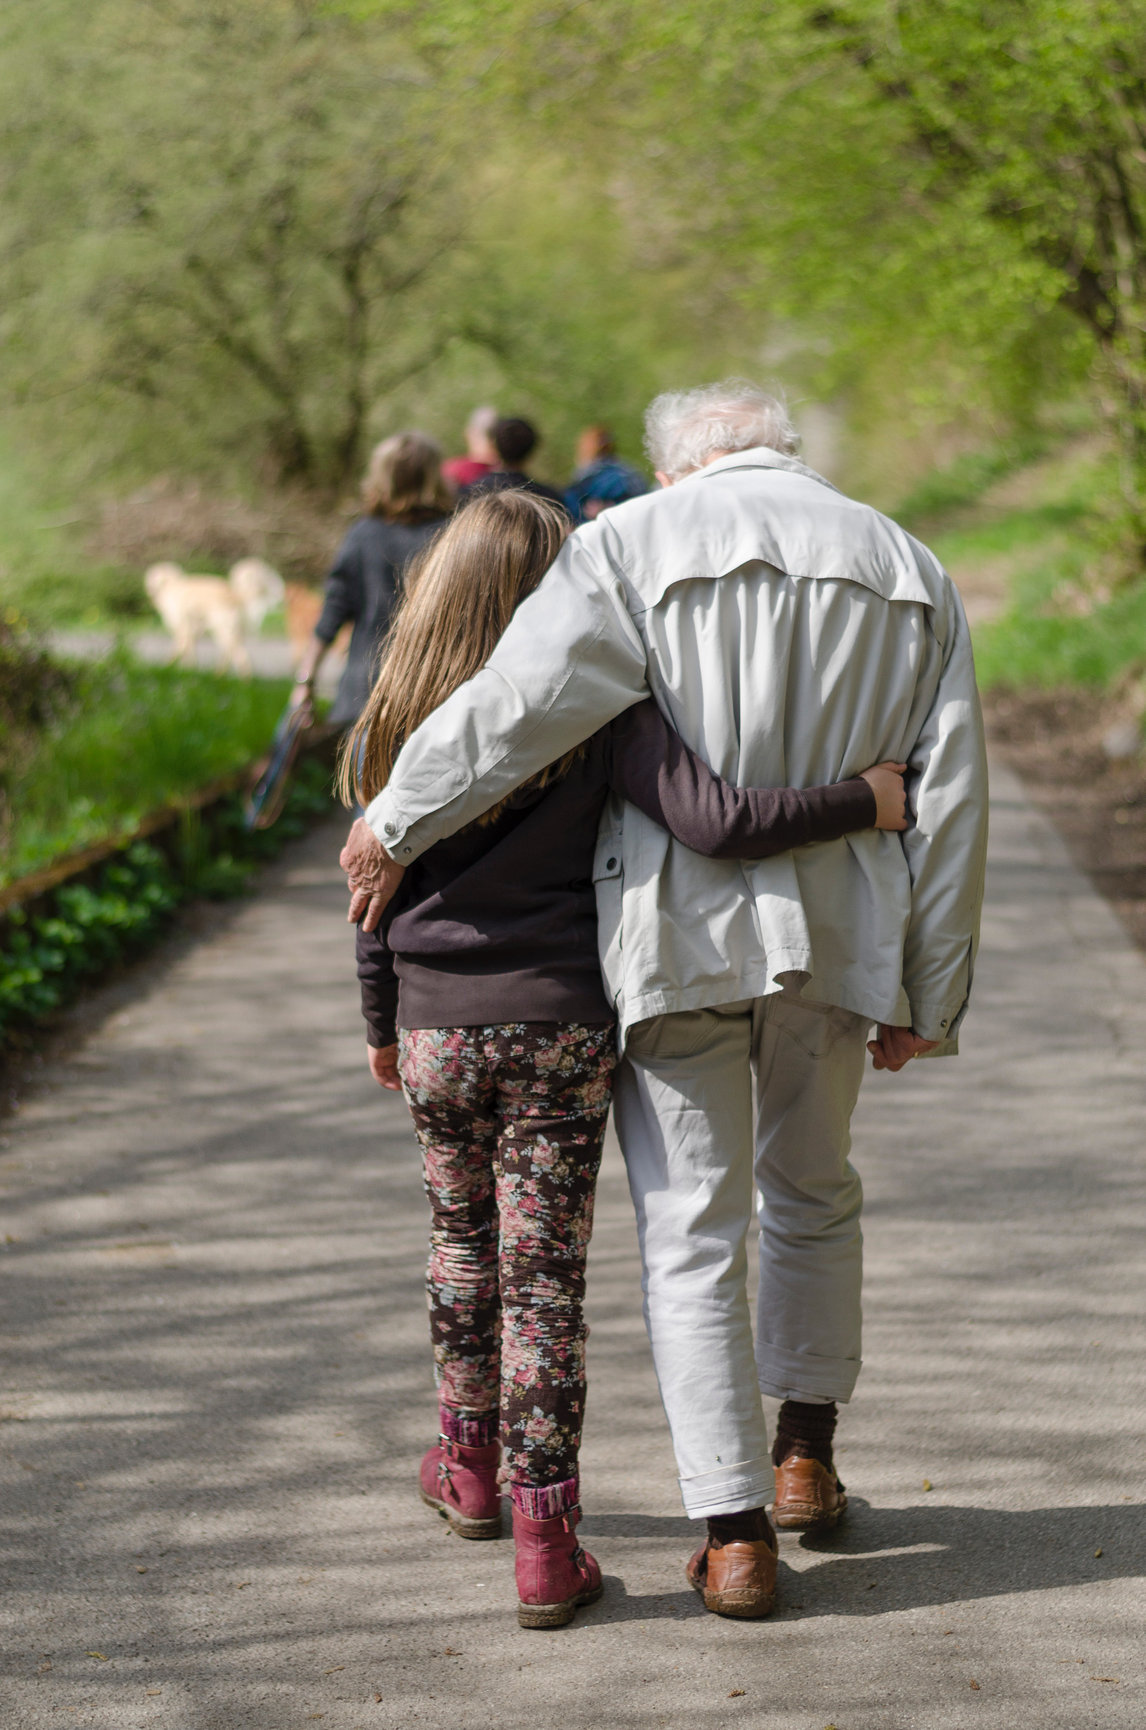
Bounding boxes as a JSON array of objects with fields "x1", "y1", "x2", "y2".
[{"x1": 606, "y1": 699, "x2": 878, "y2": 860}]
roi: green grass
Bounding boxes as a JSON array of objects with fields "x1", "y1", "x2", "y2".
[
  {"x1": 4, "y1": 654, "x2": 293, "y2": 886},
  {"x1": 973, "y1": 583, "x2": 1146, "y2": 691},
  {"x1": 7, "y1": 564, "x2": 154, "y2": 626},
  {"x1": 0, "y1": 759, "x2": 335, "y2": 1046},
  {"x1": 895, "y1": 433, "x2": 1051, "y2": 528},
  {"x1": 929, "y1": 499, "x2": 1092, "y2": 566},
  {"x1": 899, "y1": 433, "x2": 1146, "y2": 695}
]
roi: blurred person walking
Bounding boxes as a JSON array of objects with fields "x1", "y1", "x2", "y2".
[
  {"x1": 565, "y1": 425, "x2": 648, "y2": 523},
  {"x1": 340, "y1": 489, "x2": 908, "y2": 1629},
  {"x1": 461, "y1": 417, "x2": 568, "y2": 511},
  {"x1": 291, "y1": 434, "x2": 451, "y2": 729},
  {"x1": 442, "y1": 406, "x2": 499, "y2": 493},
  {"x1": 339, "y1": 379, "x2": 988, "y2": 1622}
]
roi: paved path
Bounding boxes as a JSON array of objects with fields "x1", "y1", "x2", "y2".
[
  {"x1": 2, "y1": 763, "x2": 1144, "y2": 1730},
  {"x1": 48, "y1": 629, "x2": 345, "y2": 696}
]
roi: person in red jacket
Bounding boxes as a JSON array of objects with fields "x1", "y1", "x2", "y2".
[{"x1": 441, "y1": 406, "x2": 498, "y2": 492}]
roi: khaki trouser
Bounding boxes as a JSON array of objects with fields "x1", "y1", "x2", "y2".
[{"x1": 613, "y1": 986, "x2": 870, "y2": 1519}]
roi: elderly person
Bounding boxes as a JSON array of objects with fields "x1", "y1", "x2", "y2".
[
  {"x1": 342, "y1": 380, "x2": 988, "y2": 1619},
  {"x1": 292, "y1": 432, "x2": 451, "y2": 729},
  {"x1": 441, "y1": 406, "x2": 498, "y2": 493}
]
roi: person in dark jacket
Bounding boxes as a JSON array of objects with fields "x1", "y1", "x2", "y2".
[
  {"x1": 337, "y1": 489, "x2": 908, "y2": 1631},
  {"x1": 565, "y1": 425, "x2": 649, "y2": 523},
  {"x1": 460, "y1": 417, "x2": 569, "y2": 511},
  {"x1": 291, "y1": 433, "x2": 451, "y2": 728}
]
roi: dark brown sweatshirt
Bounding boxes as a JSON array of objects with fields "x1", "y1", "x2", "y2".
[{"x1": 356, "y1": 698, "x2": 877, "y2": 1047}]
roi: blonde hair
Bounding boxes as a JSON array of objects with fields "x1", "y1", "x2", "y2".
[
  {"x1": 362, "y1": 431, "x2": 452, "y2": 520},
  {"x1": 339, "y1": 491, "x2": 578, "y2": 813}
]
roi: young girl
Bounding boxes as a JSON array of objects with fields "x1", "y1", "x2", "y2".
[{"x1": 341, "y1": 491, "x2": 906, "y2": 1630}]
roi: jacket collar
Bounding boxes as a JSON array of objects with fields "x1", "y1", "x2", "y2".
[
  {"x1": 598, "y1": 442, "x2": 943, "y2": 620},
  {"x1": 683, "y1": 445, "x2": 843, "y2": 495}
]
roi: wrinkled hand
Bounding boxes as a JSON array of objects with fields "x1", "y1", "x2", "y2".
[
  {"x1": 859, "y1": 762, "x2": 908, "y2": 831},
  {"x1": 367, "y1": 1042, "x2": 402, "y2": 1090},
  {"x1": 339, "y1": 816, "x2": 406, "y2": 931},
  {"x1": 867, "y1": 1024, "x2": 940, "y2": 1071}
]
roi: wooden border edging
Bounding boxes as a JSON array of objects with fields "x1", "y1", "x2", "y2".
[{"x1": 0, "y1": 766, "x2": 254, "y2": 914}]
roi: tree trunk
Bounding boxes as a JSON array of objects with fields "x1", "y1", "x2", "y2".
[{"x1": 1098, "y1": 320, "x2": 1146, "y2": 561}]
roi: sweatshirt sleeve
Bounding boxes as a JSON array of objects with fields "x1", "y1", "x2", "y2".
[
  {"x1": 606, "y1": 699, "x2": 877, "y2": 859},
  {"x1": 355, "y1": 917, "x2": 400, "y2": 1049},
  {"x1": 315, "y1": 527, "x2": 363, "y2": 644}
]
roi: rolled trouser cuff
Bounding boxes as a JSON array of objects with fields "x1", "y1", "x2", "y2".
[
  {"x1": 678, "y1": 1457, "x2": 775, "y2": 1520},
  {"x1": 757, "y1": 1342, "x2": 861, "y2": 1404}
]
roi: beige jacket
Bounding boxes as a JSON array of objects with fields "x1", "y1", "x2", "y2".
[{"x1": 365, "y1": 447, "x2": 989, "y2": 1049}]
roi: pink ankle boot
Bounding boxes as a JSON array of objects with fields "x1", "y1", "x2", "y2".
[
  {"x1": 419, "y1": 1437, "x2": 502, "y2": 1539},
  {"x1": 512, "y1": 1504, "x2": 603, "y2": 1628}
]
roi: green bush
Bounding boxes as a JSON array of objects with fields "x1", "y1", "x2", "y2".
[{"x1": 0, "y1": 842, "x2": 181, "y2": 1033}]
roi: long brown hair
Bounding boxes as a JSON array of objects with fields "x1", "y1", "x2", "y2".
[
  {"x1": 338, "y1": 490, "x2": 578, "y2": 813},
  {"x1": 362, "y1": 431, "x2": 452, "y2": 521}
]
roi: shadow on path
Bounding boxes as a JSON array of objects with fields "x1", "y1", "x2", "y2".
[{"x1": 580, "y1": 1500, "x2": 1144, "y2": 1623}]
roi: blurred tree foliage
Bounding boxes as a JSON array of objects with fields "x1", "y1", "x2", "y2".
[
  {"x1": 372, "y1": 0, "x2": 1146, "y2": 533},
  {"x1": 0, "y1": 0, "x2": 751, "y2": 503},
  {"x1": 0, "y1": 0, "x2": 473, "y2": 494},
  {"x1": 7, "y1": 0, "x2": 1146, "y2": 529}
]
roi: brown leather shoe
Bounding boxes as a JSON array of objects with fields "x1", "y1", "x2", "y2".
[
  {"x1": 686, "y1": 1537, "x2": 777, "y2": 1619},
  {"x1": 771, "y1": 1454, "x2": 847, "y2": 1531}
]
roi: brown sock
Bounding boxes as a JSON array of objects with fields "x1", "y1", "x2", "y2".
[
  {"x1": 707, "y1": 1505, "x2": 775, "y2": 1548},
  {"x1": 772, "y1": 1399, "x2": 838, "y2": 1471}
]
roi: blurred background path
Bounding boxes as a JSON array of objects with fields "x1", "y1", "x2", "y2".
[
  {"x1": 45, "y1": 628, "x2": 344, "y2": 695},
  {"x1": 1, "y1": 760, "x2": 1143, "y2": 1730}
]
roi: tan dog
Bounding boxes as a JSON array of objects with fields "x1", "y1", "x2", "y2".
[
  {"x1": 143, "y1": 559, "x2": 285, "y2": 676},
  {"x1": 229, "y1": 557, "x2": 285, "y2": 631}
]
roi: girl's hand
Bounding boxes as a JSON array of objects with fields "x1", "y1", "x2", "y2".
[
  {"x1": 367, "y1": 1042, "x2": 402, "y2": 1090},
  {"x1": 859, "y1": 762, "x2": 908, "y2": 831}
]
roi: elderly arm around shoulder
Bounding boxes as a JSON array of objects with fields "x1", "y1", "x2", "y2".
[
  {"x1": 901, "y1": 586, "x2": 989, "y2": 1052},
  {"x1": 365, "y1": 532, "x2": 648, "y2": 861}
]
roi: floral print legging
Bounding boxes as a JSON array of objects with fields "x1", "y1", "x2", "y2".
[{"x1": 398, "y1": 1022, "x2": 616, "y2": 1491}]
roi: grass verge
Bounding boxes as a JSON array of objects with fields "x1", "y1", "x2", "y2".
[
  {"x1": 908, "y1": 436, "x2": 1146, "y2": 695},
  {"x1": 4, "y1": 652, "x2": 294, "y2": 887},
  {"x1": 0, "y1": 757, "x2": 334, "y2": 1051},
  {"x1": 974, "y1": 583, "x2": 1146, "y2": 691}
]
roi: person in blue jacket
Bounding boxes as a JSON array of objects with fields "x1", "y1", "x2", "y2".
[{"x1": 564, "y1": 425, "x2": 648, "y2": 523}]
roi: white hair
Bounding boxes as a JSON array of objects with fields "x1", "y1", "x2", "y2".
[
  {"x1": 644, "y1": 379, "x2": 800, "y2": 481},
  {"x1": 466, "y1": 404, "x2": 498, "y2": 437}
]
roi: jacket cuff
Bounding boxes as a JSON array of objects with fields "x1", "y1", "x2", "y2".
[
  {"x1": 909, "y1": 996, "x2": 967, "y2": 1047},
  {"x1": 364, "y1": 1014, "x2": 398, "y2": 1050},
  {"x1": 364, "y1": 790, "x2": 425, "y2": 862}
]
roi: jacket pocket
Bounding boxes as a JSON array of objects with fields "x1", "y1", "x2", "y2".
[{"x1": 773, "y1": 995, "x2": 865, "y2": 1061}]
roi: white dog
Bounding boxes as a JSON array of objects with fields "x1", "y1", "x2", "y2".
[
  {"x1": 143, "y1": 559, "x2": 285, "y2": 677},
  {"x1": 229, "y1": 557, "x2": 286, "y2": 630}
]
